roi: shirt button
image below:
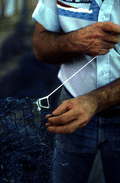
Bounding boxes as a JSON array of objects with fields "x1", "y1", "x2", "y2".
[
  {"x1": 102, "y1": 15, "x2": 105, "y2": 20},
  {"x1": 101, "y1": 71, "x2": 106, "y2": 75}
]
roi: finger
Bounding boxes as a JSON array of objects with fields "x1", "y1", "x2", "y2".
[
  {"x1": 47, "y1": 119, "x2": 83, "y2": 134},
  {"x1": 53, "y1": 100, "x2": 70, "y2": 116},
  {"x1": 47, "y1": 109, "x2": 78, "y2": 125},
  {"x1": 98, "y1": 49, "x2": 110, "y2": 55},
  {"x1": 101, "y1": 42, "x2": 115, "y2": 49},
  {"x1": 46, "y1": 113, "x2": 54, "y2": 118},
  {"x1": 46, "y1": 100, "x2": 70, "y2": 119},
  {"x1": 103, "y1": 32, "x2": 119, "y2": 44},
  {"x1": 102, "y1": 22, "x2": 120, "y2": 35}
]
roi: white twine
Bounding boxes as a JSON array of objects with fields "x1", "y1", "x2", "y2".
[{"x1": 36, "y1": 56, "x2": 97, "y2": 111}]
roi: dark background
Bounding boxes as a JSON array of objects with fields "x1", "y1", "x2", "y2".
[{"x1": 0, "y1": 0, "x2": 61, "y2": 109}]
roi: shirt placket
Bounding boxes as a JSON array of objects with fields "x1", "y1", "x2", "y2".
[{"x1": 97, "y1": 0, "x2": 115, "y2": 88}]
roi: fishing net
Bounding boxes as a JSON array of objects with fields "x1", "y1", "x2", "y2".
[
  {"x1": 0, "y1": 92, "x2": 106, "y2": 183},
  {"x1": 0, "y1": 97, "x2": 54, "y2": 183},
  {"x1": 0, "y1": 57, "x2": 100, "y2": 183}
]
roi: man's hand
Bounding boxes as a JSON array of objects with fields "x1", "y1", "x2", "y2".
[
  {"x1": 70, "y1": 21, "x2": 120, "y2": 56},
  {"x1": 46, "y1": 94, "x2": 98, "y2": 134},
  {"x1": 33, "y1": 21, "x2": 120, "y2": 64},
  {"x1": 46, "y1": 78, "x2": 120, "y2": 134}
]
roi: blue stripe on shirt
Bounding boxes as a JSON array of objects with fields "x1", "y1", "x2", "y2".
[{"x1": 58, "y1": 0, "x2": 100, "y2": 21}]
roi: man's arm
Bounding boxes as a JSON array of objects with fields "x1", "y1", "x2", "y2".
[
  {"x1": 33, "y1": 21, "x2": 119, "y2": 64},
  {"x1": 46, "y1": 78, "x2": 120, "y2": 134}
]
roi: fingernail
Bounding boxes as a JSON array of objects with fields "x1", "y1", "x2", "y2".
[
  {"x1": 45, "y1": 123, "x2": 50, "y2": 128},
  {"x1": 46, "y1": 113, "x2": 54, "y2": 118},
  {"x1": 46, "y1": 114, "x2": 51, "y2": 118}
]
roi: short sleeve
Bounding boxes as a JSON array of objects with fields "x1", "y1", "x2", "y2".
[{"x1": 32, "y1": 0, "x2": 61, "y2": 32}]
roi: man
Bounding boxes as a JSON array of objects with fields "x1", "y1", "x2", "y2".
[{"x1": 32, "y1": 0, "x2": 120, "y2": 182}]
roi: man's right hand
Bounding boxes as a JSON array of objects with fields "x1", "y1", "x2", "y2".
[{"x1": 71, "y1": 21, "x2": 120, "y2": 56}]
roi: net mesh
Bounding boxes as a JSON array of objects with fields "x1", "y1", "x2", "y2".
[{"x1": 0, "y1": 97, "x2": 54, "y2": 183}]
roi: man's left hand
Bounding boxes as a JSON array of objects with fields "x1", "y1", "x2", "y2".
[{"x1": 46, "y1": 94, "x2": 98, "y2": 134}]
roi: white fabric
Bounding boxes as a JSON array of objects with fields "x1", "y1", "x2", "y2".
[{"x1": 32, "y1": 0, "x2": 120, "y2": 97}]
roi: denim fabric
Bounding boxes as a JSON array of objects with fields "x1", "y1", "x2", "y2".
[{"x1": 53, "y1": 87, "x2": 120, "y2": 183}]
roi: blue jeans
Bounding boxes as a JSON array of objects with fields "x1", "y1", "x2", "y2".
[{"x1": 53, "y1": 87, "x2": 120, "y2": 183}]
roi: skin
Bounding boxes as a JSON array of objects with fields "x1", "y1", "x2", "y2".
[
  {"x1": 46, "y1": 79, "x2": 120, "y2": 134},
  {"x1": 33, "y1": 21, "x2": 120, "y2": 134},
  {"x1": 70, "y1": 22, "x2": 120, "y2": 56},
  {"x1": 33, "y1": 21, "x2": 120, "y2": 64}
]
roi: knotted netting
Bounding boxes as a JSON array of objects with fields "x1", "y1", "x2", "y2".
[{"x1": 0, "y1": 97, "x2": 54, "y2": 183}]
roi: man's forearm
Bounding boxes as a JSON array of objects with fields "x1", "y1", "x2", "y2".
[
  {"x1": 88, "y1": 78, "x2": 120, "y2": 113},
  {"x1": 33, "y1": 22, "x2": 120, "y2": 64},
  {"x1": 33, "y1": 23, "x2": 79, "y2": 64}
]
